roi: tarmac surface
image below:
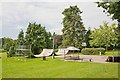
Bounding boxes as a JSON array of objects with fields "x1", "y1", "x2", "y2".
[{"x1": 56, "y1": 55, "x2": 109, "y2": 63}]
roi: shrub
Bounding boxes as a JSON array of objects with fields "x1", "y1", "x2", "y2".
[
  {"x1": 81, "y1": 48, "x2": 105, "y2": 55},
  {"x1": 0, "y1": 49, "x2": 6, "y2": 53},
  {"x1": 7, "y1": 46, "x2": 16, "y2": 57}
]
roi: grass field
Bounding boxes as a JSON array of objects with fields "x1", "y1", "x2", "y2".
[
  {"x1": 105, "y1": 50, "x2": 120, "y2": 56},
  {"x1": 1, "y1": 52, "x2": 119, "y2": 78},
  {"x1": 0, "y1": 61, "x2": 1, "y2": 79}
]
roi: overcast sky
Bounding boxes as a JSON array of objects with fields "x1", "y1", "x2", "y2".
[{"x1": 1, "y1": 1, "x2": 118, "y2": 39}]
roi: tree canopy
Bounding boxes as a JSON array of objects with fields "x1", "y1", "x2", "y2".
[
  {"x1": 89, "y1": 22, "x2": 118, "y2": 50},
  {"x1": 17, "y1": 29, "x2": 24, "y2": 45},
  {"x1": 2, "y1": 37, "x2": 15, "y2": 52},
  {"x1": 25, "y1": 22, "x2": 52, "y2": 54},
  {"x1": 61, "y1": 5, "x2": 85, "y2": 48},
  {"x1": 97, "y1": 1, "x2": 120, "y2": 48},
  {"x1": 97, "y1": 1, "x2": 120, "y2": 23}
]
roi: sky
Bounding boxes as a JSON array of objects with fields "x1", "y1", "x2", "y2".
[{"x1": 0, "y1": 0, "x2": 118, "y2": 39}]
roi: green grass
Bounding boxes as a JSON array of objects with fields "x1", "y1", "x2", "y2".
[
  {"x1": 0, "y1": 53, "x2": 2, "y2": 79},
  {"x1": 0, "y1": 62, "x2": 1, "y2": 79},
  {"x1": 1, "y1": 52, "x2": 118, "y2": 78},
  {"x1": 105, "y1": 50, "x2": 120, "y2": 56}
]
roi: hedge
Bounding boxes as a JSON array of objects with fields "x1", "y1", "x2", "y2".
[
  {"x1": 0, "y1": 49, "x2": 6, "y2": 53},
  {"x1": 81, "y1": 48, "x2": 105, "y2": 55}
]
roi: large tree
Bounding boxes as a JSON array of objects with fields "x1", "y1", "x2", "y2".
[
  {"x1": 89, "y1": 22, "x2": 118, "y2": 50},
  {"x1": 61, "y1": 5, "x2": 85, "y2": 48},
  {"x1": 97, "y1": 1, "x2": 120, "y2": 48},
  {"x1": 97, "y1": 1, "x2": 120, "y2": 23},
  {"x1": 25, "y1": 22, "x2": 52, "y2": 54}
]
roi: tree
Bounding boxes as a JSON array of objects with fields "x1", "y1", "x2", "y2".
[
  {"x1": 2, "y1": 37, "x2": 17, "y2": 57},
  {"x1": 89, "y1": 22, "x2": 118, "y2": 50},
  {"x1": 61, "y1": 5, "x2": 85, "y2": 48},
  {"x1": 17, "y1": 29, "x2": 24, "y2": 45},
  {"x1": 115, "y1": 26, "x2": 120, "y2": 48},
  {"x1": 85, "y1": 27, "x2": 92, "y2": 48},
  {"x1": 97, "y1": 1, "x2": 120, "y2": 48},
  {"x1": 97, "y1": 1, "x2": 120, "y2": 23},
  {"x1": 44, "y1": 31, "x2": 52, "y2": 49},
  {"x1": 25, "y1": 22, "x2": 52, "y2": 55},
  {"x1": 54, "y1": 34, "x2": 62, "y2": 48},
  {"x1": 8, "y1": 44, "x2": 16, "y2": 57},
  {"x1": 2, "y1": 37, "x2": 14, "y2": 52}
]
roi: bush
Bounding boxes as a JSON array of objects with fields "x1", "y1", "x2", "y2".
[
  {"x1": 81, "y1": 48, "x2": 105, "y2": 55},
  {"x1": 7, "y1": 46, "x2": 16, "y2": 57},
  {"x1": 0, "y1": 49, "x2": 6, "y2": 53}
]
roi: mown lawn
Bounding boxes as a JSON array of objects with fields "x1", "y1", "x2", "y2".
[
  {"x1": 0, "y1": 61, "x2": 1, "y2": 79},
  {"x1": 1, "y1": 52, "x2": 118, "y2": 78},
  {"x1": 105, "y1": 50, "x2": 120, "y2": 56},
  {"x1": 0, "y1": 63, "x2": 1, "y2": 77}
]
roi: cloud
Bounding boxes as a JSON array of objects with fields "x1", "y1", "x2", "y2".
[
  {"x1": 0, "y1": 3, "x2": 2, "y2": 38},
  {"x1": 1, "y1": 0, "x2": 100, "y2": 2},
  {"x1": 1, "y1": 2, "x2": 117, "y2": 39},
  {"x1": 2, "y1": 2, "x2": 64, "y2": 38}
]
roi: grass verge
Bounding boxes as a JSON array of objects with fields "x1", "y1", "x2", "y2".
[{"x1": 2, "y1": 52, "x2": 118, "y2": 78}]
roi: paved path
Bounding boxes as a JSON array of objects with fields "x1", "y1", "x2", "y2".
[
  {"x1": 56, "y1": 55, "x2": 109, "y2": 63},
  {"x1": 79, "y1": 55, "x2": 109, "y2": 63}
]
